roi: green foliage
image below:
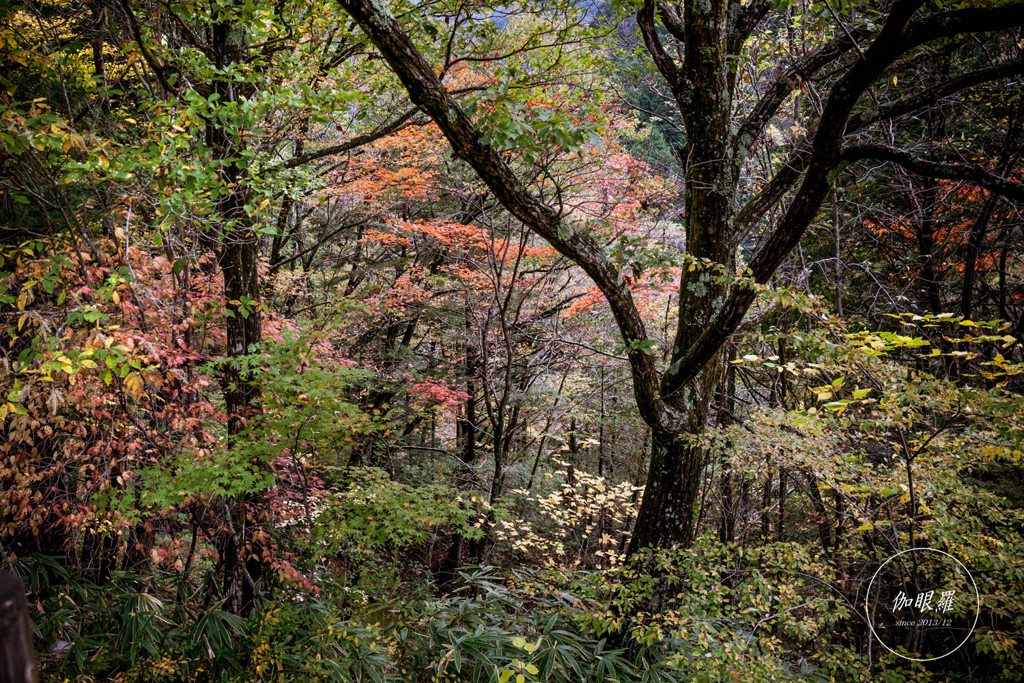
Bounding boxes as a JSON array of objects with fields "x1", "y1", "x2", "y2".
[
  {"x1": 397, "y1": 566, "x2": 639, "y2": 683},
  {"x1": 583, "y1": 542, "x2": 845, "y2": 682},
  {"x1": 248, "y1": 602, "x2": 391, "y2": 683},
  {"x1": 20, "y1": 554, "x2": 247, "y2": 682},
  {"x1": 21, "y1": 555, "x2": 397, "y2": 683},
  {"x1": 500, "y1": 464, "x2": 638, "y2": 568},
  {"x1": 718, "y1": 316, "x2": 1024, "y2": 680},
  {"x1": 4, "y1": 1, "x2": 1024, "y2": 682},
  {"x1": 314, "y1": 467, "x2": 478, "y2": 552},
  {"x1": 113, "y1": 332, "x2": 378, "y2": 514},
  {"x1": 469, "y1": 84, "x2": 606, "y2": 165}
]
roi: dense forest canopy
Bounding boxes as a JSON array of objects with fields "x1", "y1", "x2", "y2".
[{"x1": 2, "y1": 0, "x2": 1024, "y2": 681}]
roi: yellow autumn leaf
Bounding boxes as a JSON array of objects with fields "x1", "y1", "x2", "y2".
[{"x1": 125, "y1": 372, "x2": 145, "y2": 398}]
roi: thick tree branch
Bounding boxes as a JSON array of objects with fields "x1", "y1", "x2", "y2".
[
  {"x1": 658, "y1": 2, "x2": 687, "y2": 46},
  {"x1": 906, "y1": 3, "x2": 1024, "y2": 46},
  {"x1": 637, "y1": 0, "x2": 678, "y2": 92},
  {"x1": 737, "y1": 57, "x2": 1024, "y2": 241},
  {"x1": 727, "y1": 1, "x2": 769, "y2": 61},
  {"x1": 264, "y1": 109, "x2": 421, "y2": 173},
  {"x1": 726, "y1": 0, "x2": 769, "y2": 95},
  {"x1": 662, "y1": 0, "x2": 929, "y2": 400},
  {"x1": 842, "y1": 144, "x2": 1024, "y2": 202},
  {"x1": 734, "y1": 2, "x2": 1024, "y2": 239},
  {"x1": 848, "y1": 58, "x2": 1024, "y2": 131},
  {"x1": 733, "y1": 141, "x2": 814, "y2": 242},
  {"x1": 117, "y1": 0, "x2": 179, "y2": 96},
  {"x1": 734, "y1": 29, "x2": 869, "y2": 155},
  {"x1": 336, "y1": 0, "x2": 675, "y2": 433}
]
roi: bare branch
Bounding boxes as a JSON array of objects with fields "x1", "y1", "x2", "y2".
[
  {"x1": 734, "y1": 29, "x2": 869, "y2": 155},
  {"x1": 842, "y1": 144, "x2": 1024, "y2": 202},
  {"x1": 264, "y1": 109, "x2": 422, "y2": 173},
  {"x1": 849, "y1": 58, "x2": 1024, "y2": 131},
  {"x1": 117, "y1": 0, "x2": 179, "y2": 96}
]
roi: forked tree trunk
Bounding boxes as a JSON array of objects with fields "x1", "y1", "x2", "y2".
[{"x1": 337, "y1": 0, "x2": 1024, "y2": 585}]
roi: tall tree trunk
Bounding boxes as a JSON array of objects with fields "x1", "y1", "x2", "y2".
[
  {"x1": 627, "y1": 0, "x2": 734, "y2": 554},
  {"x1": 914, "y1": 179, "x2": 944, "y2": 315},
  {"x1": 526, "y1": 369, "x2": 569, "y2": 490},
  {"x1": 717, "y1": 343, "x2": 737, "y2": 545},
  {"x1": 627, "y1": 429, "x2": 707, "y2": 551},
  {"x1": 804, "y1": 469, "x2": 833, "y2": 555},
  {"x1": 961, "y1": 102, "x2": 1020, "y2": 318},
  {"x1": 209, "y1": 10, "x2": 263, "y2": 617},
  {"x1": 832, "y1": 189, "x2": 843, "y2": 317},
  {"x1": 959, "y1": 197, "x2": 996, "y2": 320},
  {"x1": 566, "y1": 416, "x2": 578, "y2": 496},
  {"x1": 90, "y1": 1, "x2": 108, "y2": 111},
  {"x1": 776, "y1": 468, "x2": 787, "y2": 541},
  {"x1": 218, "y1": 222, "x2": 263, "y2": 616},
  {"x1": 598, "y1": 368, "x2": 605, "y2": 478},
  {"x1": 436, "y1": 322, "x2": 478, "y2": 585}
]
